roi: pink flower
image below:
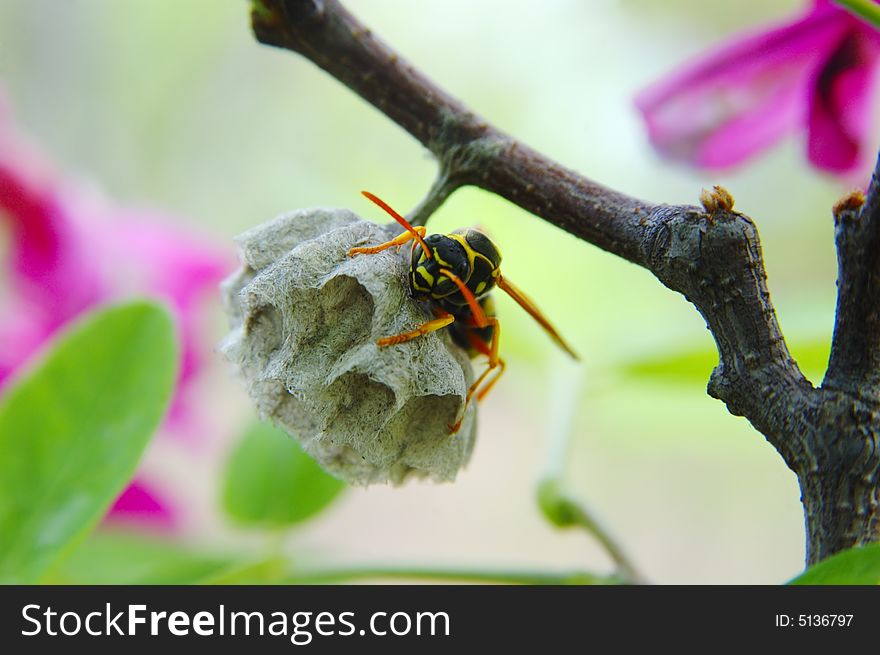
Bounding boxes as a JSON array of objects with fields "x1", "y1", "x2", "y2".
[
  {"x1": 107, "y1": 481, "x2": 178, "y2": 531},
  {"x1": 0, "y1": 87, "x2": 233, "y2": 528},
  {"x1": 635, "y1": 1, "x2": 880, "y2": 175}
]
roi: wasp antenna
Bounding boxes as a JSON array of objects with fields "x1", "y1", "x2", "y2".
[
  {"x1": 439, "y1": 268, "x2": 488, "y2": 328},
  {"x1": 495, "y1": 273, "x2": 579, "y2": 360},
  {"x1": 361, "y1": 190, "x2": 432, "y2": 259}
]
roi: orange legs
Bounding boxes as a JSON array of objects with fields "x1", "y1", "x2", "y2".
[
  {"x1": 363, "y1": 297, "x2": 504, "y2": 436},
  {"x1": 372, "y1": 311, "x2": 504, "y2": 435},
  {"x1": 376, "y1": 309, "x2": 454, "y2": 346},
  {"x1": 348, "y1": 224, "x2": 427, "y2": 258},
  {"x1": 449, "y1": 317, "x2": 503, "y2": 434},
  {"x1": 349, "y1": 190, "x2": 433, "y2": 259}
]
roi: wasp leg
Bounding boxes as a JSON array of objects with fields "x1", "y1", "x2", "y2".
[
  {"x1": 376, "y1": 309, "x2": 454, "y2": 347},
  {"x1": 438, "y1": 268, "x2": 488, "y2": 328},
  {"x1": 475, "y1": 357, "x2": 506, "y2": 402},
  {"x1": 348, "y1": 226, "x2": 427, "y2": 258},
  {"x1": 449, "y1": 317, "x2": 502, "y2": 434},
  {"x1": 360, "y1": 191, "x2": 432, "y2": 258}
]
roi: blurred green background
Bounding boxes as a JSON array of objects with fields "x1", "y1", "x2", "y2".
[{"x1": 0, "y1": 0, "x2": 854, "y2": 583}]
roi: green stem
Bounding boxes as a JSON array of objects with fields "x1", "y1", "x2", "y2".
[
  {"x1": 544, "y1": 360, "x2": 584, "y2": 479},
  {"x1": 267, "y1": 528, "x2": 288, "y2": 559},
  {"x1": 834, "y1": 0, "x2": 880, "y2": 28},
  {"x1": 407, "y1": 168, "x2": 458, "y2": 227},
  {"x1": 284, "y1": 565, "x2": 621, "y2": 585},
  {"x1": 538, "y1": 362, "x2": 646, "y2": 584},
  {"x1": 249, "y1": 0, "x2": 274, "y2": 21},
  {"x1": 199, "y1": 556, "x2": 289, "y2": 584},
  {"x1": 538, "y1": 480, "x2": 645, "y2": 584}
]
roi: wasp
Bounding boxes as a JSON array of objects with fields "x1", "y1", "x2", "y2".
[{"x1": 349, "y1": 191, "x2": 578, "y2": 433}]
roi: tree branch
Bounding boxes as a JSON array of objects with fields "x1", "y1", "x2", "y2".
[
  {"x1": 252, "y1": 0, "x2": 649, "y2": 264},
  {"x1": 824, "y1": 156, "x2": 880, "y2": 397},
  {"x1": 251, "y1": 0, "x2": 880, "y2": 564}
]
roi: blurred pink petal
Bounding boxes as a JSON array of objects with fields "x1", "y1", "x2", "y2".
[
  {"x1": 636, "y1": 1, "x2": 880, "y2": 175},
  {"x1": 100, "y1": 216, "x2": 232, "y2": 383},
  {"x1": 0, "y1": 156, "x2": 105, "y2": 327},
  {"x1": 807, "y1": 29, "x2": 880, "y2": 171},
  {"x1": 98, "y1": 215, "x2": 233, "y2": 435},
  {"x1": 0, "y1": 91, "x2": 233, "y2": 403},
  {"x1": 106, "y1": 479, "x2": 177, "y2": 531},
  {"x1": 0, "y1": 310, "x2": 53, "y2": 382},
  {"x1": 1, "y1": 85, "x2": 235, "y2": 530}
]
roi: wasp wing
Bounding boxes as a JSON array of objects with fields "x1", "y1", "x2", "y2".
[{"x1": 496, "y1": 274, "x2": 579, "y2": 360}]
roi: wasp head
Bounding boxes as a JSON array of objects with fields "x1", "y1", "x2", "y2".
[{"x1": 410, "y1": 228, "x2": 502, "y2": 306}]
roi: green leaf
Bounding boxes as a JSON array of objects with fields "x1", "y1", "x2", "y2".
[
  {"x1": 46, "y1": 531, "x2": 232, "y2": 584},
  {"x1": 616, "y1": 338, "x2": 831, "y2": 387},
  {"x1": 0, "y1": 301, "x2": 178, "y2": 583},
  {"x1": 788, "y1": 544, "x2": 880, "y2": 585},
  {"x1": 833, "y1": 0, "x2": 880, "y2": 29},
  {"x1": 222, "y1": 422, "x2": 346, "y2": 528},
  {"x1": 616, "y1": 347, "x2": 716, "y2": 386}
]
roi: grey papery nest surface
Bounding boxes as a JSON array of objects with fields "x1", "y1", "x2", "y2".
[{"x1": 220, "y1": 207, "x2": 477, "y2": 485}]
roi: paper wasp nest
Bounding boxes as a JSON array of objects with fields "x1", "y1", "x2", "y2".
[{"x1": 220, "y1": 207, "x2": 477, "y2": 485}]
